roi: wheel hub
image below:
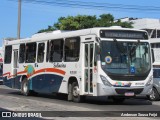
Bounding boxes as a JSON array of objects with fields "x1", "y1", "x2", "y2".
[
  {"x1": 73, "y1": 86, "x2": 80, "y2": 97},
  {"x1": 23, "y1": 82, "x2": 28, "y2": 93},
  {"x1": 150, "y1": 90, "x2": 155, "y2": 100}
]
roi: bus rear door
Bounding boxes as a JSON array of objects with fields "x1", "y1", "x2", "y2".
[{"x1": 12, "y1": 49, "x2": 19, "y2": 88}]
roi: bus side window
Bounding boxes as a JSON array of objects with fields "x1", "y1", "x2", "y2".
[
  {"x1": 25, "y1": 42, "x2": 37, "y2": 63},
  {"x1": 49, "y1": 41, "x2": 53, "y2": 62},
  {"x1": 64, "y1": 37, "x2": 80, "y2": 62},
  {"x1": 46, "y1": 41, "x2": 49, "y2": 62},
  {"x1": 153, "y1": 69, "x2": 160, "y2": 78},
  {"x1": 19, "y1": 44, "x2": 25, "y2": 63},
  {"x1": 4, "y1": 45, "x2": 12, "y2": 64},
  {"x1": 37, "y1": 43, "x2": 45, "y2": 63},
  {"x1": 49, "y1": 39, "x2": 63, "y2": 62}
]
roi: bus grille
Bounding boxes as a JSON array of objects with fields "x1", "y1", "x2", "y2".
[{"x1": 115, "y1": 88, "x2": 144, "y2": 95}]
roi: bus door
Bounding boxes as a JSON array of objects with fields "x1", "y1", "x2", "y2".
[
  {"x1": 13, "y1": 49, "x2": 19, "y2": 88},
  {"x1": 84, "y1": 42, "x2": 95, "y2": 94},
  {"x1": 34, "y1": 42, "x2": 47, "y2": 93}
]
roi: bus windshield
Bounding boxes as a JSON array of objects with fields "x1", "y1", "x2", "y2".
[{"x1": 100, "y1": 41, "x2": 151, "y2": 76}]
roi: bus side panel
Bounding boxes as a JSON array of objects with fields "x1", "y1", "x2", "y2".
[
  {"x1": 3, "y1": 76, "x2": 21, "y2": 89},
  {"x1": 29, "y1": 73, "x2": 63, "y2": 93},
  {"x1": 27, "y1": 71, "x2": 64, "y2": 94},
  {"x1": 3, "y1": 66, "x2": 11, "y2": 87},
  {"x1": 3, "y1": 45, "x2": 13, "y2": 88},
  {"x1": 3, "y1": 77, "x2": 13, "y2": 88},
  {"x1": 30, "y1": 75, "x2": 45, "y2": 93},
  {"x1": 47, "y1": 74, "x2": 64, "y2": 93},
  {"x1": 57, "y1": 63, "x2": 80, "y2": 94}
]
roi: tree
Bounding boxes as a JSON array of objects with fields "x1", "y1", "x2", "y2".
[
  {"x1": 37, "y1": 14, "x2": 133, "y2": 33},
  {"x1": 38, "y1": 25, "x2": 55, "y2": 33},
  {"x1": 97, "y1": 14, "x2": 114, "y2": 27},
  {"x1": 114, "y1": 19, "x2": 133, "y2": 28}
]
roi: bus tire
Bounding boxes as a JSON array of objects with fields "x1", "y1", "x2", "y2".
[
  {"x1": 71, "y1": 82, "x2": 85, "y2": 103},
  {"x1": 21, "y1": 78, "x2": 31, "y2": 96},
  {"x1": 148, "y1": 88, "x2": 160, "y2": 101}
]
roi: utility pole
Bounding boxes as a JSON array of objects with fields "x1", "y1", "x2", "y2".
[{"x1": 17, "y1": 0, "x2": 21, "y2": 39}]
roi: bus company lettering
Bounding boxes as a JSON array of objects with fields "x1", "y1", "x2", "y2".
[{"x1": 53, "y1": 63, "x2": 66, "y2": 68}]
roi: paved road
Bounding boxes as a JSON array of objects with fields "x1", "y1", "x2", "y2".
[{"x1": 0, "y1": 85, "x2": 160, "y2": 120}]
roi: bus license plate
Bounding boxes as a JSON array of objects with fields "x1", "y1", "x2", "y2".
[{"x1": 125, "y1": 92, "x2": 134, "y2": 96}]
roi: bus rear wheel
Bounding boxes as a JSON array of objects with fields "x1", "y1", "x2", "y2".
[
  {"x1": 71, "y1": 82, "x2": 85, "y2": 103},
  {"x1": 21, "y1": 78, "x2": 31, "y2": 96}
]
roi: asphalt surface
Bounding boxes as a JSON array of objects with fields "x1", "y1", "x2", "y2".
[{"x1": 0, "y1": 85, "x2": 160, "y2": 120}]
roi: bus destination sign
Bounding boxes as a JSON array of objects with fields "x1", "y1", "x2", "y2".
[{"x1": 100, "y1": 30, "x2": 148, "y2": 40}]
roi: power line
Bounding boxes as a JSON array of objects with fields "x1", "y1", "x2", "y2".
[
  {"x1": 47, "y1": 0, "x2": 160, "y2": 11},
  {"x1": 7, "y1": 0, "x2": 160, "y2": 13}
]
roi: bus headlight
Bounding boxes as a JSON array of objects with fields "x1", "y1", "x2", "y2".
[
  {"x1": 100, "y1": 75, "x2": 112, "y2": 87},
  {"x1": 145, "y1": 76, "x2": 153, "y2": 86}
]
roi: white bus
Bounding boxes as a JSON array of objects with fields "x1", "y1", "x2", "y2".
[
  {"x1": 3, "y1": 27, "x2": 153, "y2": 102},
  {"x1": 148, "y1": 40, "x2": 160, "y2": 101},
  {"x1": 0, "y1": 47, "x2": 3, "y2": 84}
]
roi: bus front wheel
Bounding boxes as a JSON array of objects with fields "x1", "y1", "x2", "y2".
[
  {"x1": 148, "y1": 88, "x2": 160, "y2": 101},
  {"x1": 71, "y1": 82, "x2": 85, "y2": 103}
]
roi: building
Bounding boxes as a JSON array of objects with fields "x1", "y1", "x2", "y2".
[
  {"x1": 118, "y1": 17, "x2": 160, "y2": 64},
  {"x1": 119, "y1": 17, "x2": 160, "y2": 47},
  {"x1": 0, "y1": 47, "x2": 3, "y2": 83}
]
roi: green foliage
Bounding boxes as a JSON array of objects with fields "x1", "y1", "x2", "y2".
[
  {"x1": 114, "y1": 19, "x2": 133, "y2": 28},
  {"x1": 38, "y1": 25, "x2": 55, "y2": 33},
  {"x1": 37, "y1": 14, "x2": 133, "y2": 33}
]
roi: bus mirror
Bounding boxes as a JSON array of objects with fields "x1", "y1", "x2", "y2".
[
  {"x1": 94, "y1": 43, "x2": 100, "y2": 66},
  {"x1": 96, "y1": 37, "x2": 101, "y2": 43},
  {"x1": 96, "y1": 44, "x2": 100, "y2": 54}
]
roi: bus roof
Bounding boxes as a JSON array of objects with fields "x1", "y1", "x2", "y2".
[{"x1": 4, "y1": 27, "x2": 148, "y2": 45}]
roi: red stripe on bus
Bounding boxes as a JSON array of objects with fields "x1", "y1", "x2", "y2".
[
  {"x1": 45, "y1": 68, "x2": 66, "y2": 75},
  {"x1": 34, "y1": 68, "x2": 66, "y2": 76},
  {"x1": 3, "y1": 72, "x2": 11, "y2": 77},
  {"x1": 17, "y1": 70, "x2": 27, "y2": 75},
  {"x1": 3, "y1": 68, "x2": 65, "y2": 78}
]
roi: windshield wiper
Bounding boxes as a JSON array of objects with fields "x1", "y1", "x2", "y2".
[
  {"x1": 114, "y1": 39, "x2": 140, "y2": 56},
  {"x1": 114, "y1": 39, "x2": 127, "y2": 55},
  {"x1": 129, "y1": 40, "x2": 140, "y2": 56}
]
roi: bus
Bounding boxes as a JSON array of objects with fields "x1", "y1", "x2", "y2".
[
  {"x1": 0, "y1": 47, "x2": 3, "y2": 84},
  {"x1": 3, "y1": 27, "x2": 153, "y2": 103},
  {"x1": 148, "y1": 40, "x2": 160, "y2": 101}
]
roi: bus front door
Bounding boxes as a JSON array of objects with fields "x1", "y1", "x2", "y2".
[{"x1": 84, "y1": 43, "x2": 94, "y2": 94}]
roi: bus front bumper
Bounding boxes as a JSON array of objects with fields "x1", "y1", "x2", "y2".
[{"x1": 96, "y1": 83, "x2": 152, "y2": 97}]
